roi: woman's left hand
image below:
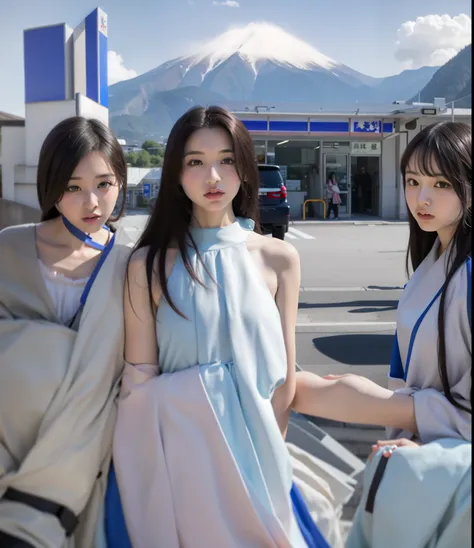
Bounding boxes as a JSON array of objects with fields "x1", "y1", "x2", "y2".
[{"x1": 369, "y1": 438, "x2": 420, "y2": 461}]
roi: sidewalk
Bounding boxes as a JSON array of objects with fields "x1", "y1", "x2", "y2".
[
  {"x1": 292, "y1": 214, "x2": 408, "y2": 226},
  {"x1": 123, "y1": 208, "x2": 409, "y2": 226}
]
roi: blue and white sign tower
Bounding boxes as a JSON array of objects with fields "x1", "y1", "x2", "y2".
[{"x1": 22, "y1": 8, "x2": 109, "y2": 167}]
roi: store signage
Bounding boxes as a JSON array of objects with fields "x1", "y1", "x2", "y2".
[
  {"x1": 352, "y1": 120, "x2": 381, "y2": 133},
  {"x1": 351, "y1": 141, "x2": 381, "y2": 155}
]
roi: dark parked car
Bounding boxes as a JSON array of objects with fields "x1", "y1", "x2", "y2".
[{"x1": 258, "y1": 165, "x2": 290, "y2": 240}]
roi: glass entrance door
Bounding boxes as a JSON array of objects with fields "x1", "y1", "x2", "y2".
[{"x1": 323, "y1": 153, "x2": 350, "y2": 215}]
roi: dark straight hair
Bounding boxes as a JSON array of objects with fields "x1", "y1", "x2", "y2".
[
  {"x1": 133, "y1": 105, "x2": 261, "y2": 317},
  {"x1": 400, "y1": 121, "x2": 472, "y2": 414},
  {"x1": 37, "y1": 116, "x2": 128, "y2": 223}
]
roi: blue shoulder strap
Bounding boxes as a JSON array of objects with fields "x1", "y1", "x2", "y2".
[
  {"x1": 466, "y1": 256, "x2": 471, "y2": 329},
  {"x1": 389, "y1": 332, "x2": 404, "y2": 380},
  {"x1": 61, "y1": 216, "x2": 116, "y2": 328},
  {"x1": 62, "y1": 215, "x2": 110, "y2": 251}
]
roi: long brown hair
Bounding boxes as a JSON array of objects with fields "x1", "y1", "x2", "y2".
[
  {"x1": 37, "y1": 116, "x2": 127, "y2": 223},
  {"x1": 133, "y1": 106, "x2": 261, "y2": 317},
  {"x1": 400, "y1": 122, "x2": 472, "y2": 414}
]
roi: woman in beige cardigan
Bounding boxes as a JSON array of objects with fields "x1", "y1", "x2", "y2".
[{"x1": 0, "y1": 117, "x2": 132, "y2": 547}]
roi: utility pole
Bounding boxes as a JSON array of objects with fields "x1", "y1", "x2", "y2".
[{"x1": 449, "y1": 93, "x2": 472, "y2": 122}]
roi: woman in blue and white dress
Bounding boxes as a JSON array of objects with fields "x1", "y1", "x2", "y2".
[{"x1": 105, "y1": 106, "x2": 331, "y2": 547}]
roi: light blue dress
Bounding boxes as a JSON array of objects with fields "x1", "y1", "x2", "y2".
[{"x1": 106, "y1": 218, "x2": 328, "y2": 547}]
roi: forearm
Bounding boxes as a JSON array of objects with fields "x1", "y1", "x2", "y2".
[
  {"x1": 272, "y1": 378, "x2": 296, "y2": 438},
  {"x1": 293, "y1": 371, "x2": 418, "y2": 432}
]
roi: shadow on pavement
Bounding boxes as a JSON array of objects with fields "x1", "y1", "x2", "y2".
[
  {"x1": 312, "y1": 333, "x2": 393, "y2": 366},
  {"x1": 366, "y1": 285, "x2": 404, "y2": 290},
  {"x1": 299, "y1": 300, "x2": 398, "y2": 312}
]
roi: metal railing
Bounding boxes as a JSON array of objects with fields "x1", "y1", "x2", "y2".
[{"x1": 303, "y1": 199, "x2": 326, "y2": 221}]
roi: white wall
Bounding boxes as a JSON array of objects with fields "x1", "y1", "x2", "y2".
[
  {"x1": 1, "y1": 126, "x2": 26, "y2": 202},
  {"x1": 127, "y1": 167, "x2": 160, "y2": 187},
  {"x1": 76, "y1": 93, "x2": 109, "y2": 126},
  {"x1": 15, "y1": 183, "x2": 39, "y2": 208},
  {"x1": 25, "y1": 100, "x2": 76, "y2": 166},
  {"x1": 380, "y1": 136, "x2": 397, "y2": 219},
  {"x1": 15, "y1": 165, "x2": 37, "y2": 185},
  {"x1": 14, "y1": 166, "x2": 39, "y2": 208}
]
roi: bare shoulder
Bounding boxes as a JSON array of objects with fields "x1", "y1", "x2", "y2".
[
  {"x1": 126, "y1": 247, "x2": 150, "y2": 292},
  {"x1": 127, "y1": 245, "x2": 179, "y2": 288},
  {"x1": 247, "y1": 232, "x2": 300, "y2": 272}
]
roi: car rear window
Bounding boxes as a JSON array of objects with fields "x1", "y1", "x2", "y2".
[{"x1": 259, "y1": 167, "x2": 283, "y2": 188}]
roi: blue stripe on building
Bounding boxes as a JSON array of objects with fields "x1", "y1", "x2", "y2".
[
  {"x1": 310, "y1": 121, "x2": 349, "y2": 133},
  {"x1": 269, "y1": 121, "x2": 308, "y2": 132},
  {"x1": 242, "y1": 120, "x2": 268, "y2": 131},
  {"x1": 99, "y1": 32, "x2": 108, "y2": 107},
  {"x1": 24, "y1": 25, "x2": 66, "y2": 103},
  {"x1": 242, "y1": 119, "x2": 394, "y2": 135},
  {"x1": 85, "y1": 11, "x2": 99, "y2": 103}
]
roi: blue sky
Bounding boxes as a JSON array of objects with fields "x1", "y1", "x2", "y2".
[{"x1": 0, "y1": 0, "x2": 471, "y2": 116}]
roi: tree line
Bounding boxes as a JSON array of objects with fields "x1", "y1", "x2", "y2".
[{"x1": 126, "y1": 140, "x2": 165, "y2": 168}]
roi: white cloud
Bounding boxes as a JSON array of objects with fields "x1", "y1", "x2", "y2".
[
  {"x1": 108, "y1": 50, "x2": 138, "y2": 85},
  {"x1": 213, "y1": 1, "x2": 240, "y2": 7},
  {"x1": 395, "y1": 14, "x2": 471, "y2": 69}
]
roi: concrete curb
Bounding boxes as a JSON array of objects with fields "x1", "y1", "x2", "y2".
[{"x1": 291, "y1": 220, "x2": 408, "y2": 226}]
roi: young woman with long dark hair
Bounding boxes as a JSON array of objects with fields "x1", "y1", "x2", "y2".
[
  {"x1": 106, "y1": 106, "x2": 330, "y2": 547},
  {"x1": 0, "y1": 117, "x2": 131, "y2": 547},
  {"x1": 293, "y1": 121, "x2": 472, "y2": 547},
  {"x1": 293, "y1": 121, "x2": 471, "y2": 444}
]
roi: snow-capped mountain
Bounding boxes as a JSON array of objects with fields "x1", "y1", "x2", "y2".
[
  {"x1": 108, "y1": 23, "x2": 438, "y2": 142},
  {"x1": 179, "y1": 22, "x2": 339, "y2": 76}
]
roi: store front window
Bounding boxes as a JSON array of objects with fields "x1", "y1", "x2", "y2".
[
  {"x1": 264, "y1": 139, "x2": 322, "y2": 219},
  {"x1": 324, "y1": 153, "x2": 349, "y2": 215},
  {"x1": 254, "y1": 140, "x2": 266, "y2": 164},
  {"x1": 266, "y1": 139, "x2": 321, "y2": 193},
  {"x1": 350, "y1": 156, "x2": 380, "y2": 215},
  {"x1": 251, "y1": 136, "x2": 383, "y2": 218}
]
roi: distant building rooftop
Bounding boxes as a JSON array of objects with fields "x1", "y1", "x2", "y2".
[
  {"x1": 226, "y1": 100, "x2": 471, "y2": 118},
  {"x1": 0, "y1": 111, "x2": 25, "y2": 126}
]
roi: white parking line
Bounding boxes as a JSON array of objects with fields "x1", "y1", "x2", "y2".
[
  {"x1": 300, "y1": 286, "x2": 403, "y2": 292},
  {"x1": 301, "y1": 286, "x2": 367, "y2": 292},
  {"x1": 288, "y1": 227, "x2": 315, "y2": 240},
  {"x1": 296, "y1": 321, "x2": 397, "y2": 327},
  {"x1": 265, "y1": 230, "x2": 309, "y2": 240}
]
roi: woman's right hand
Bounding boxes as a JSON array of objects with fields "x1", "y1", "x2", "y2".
[{"x1": 369, "y1": 438, "x2": 420, "y2": 461}]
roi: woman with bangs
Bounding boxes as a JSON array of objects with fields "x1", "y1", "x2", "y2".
[
  {"x1": 293, "y1": 122, "x2": 471, "y2": 445},
  {"x1": 0, "y1": 117, "x2": 131, "y2": 547},
  {"x1": 292, "y1": 122, "x2": 472, "y2": 547}
]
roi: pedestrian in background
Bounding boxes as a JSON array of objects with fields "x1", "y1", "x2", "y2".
[{"x1": 325, "y1": 172, "x2": 341, "y2": 219}]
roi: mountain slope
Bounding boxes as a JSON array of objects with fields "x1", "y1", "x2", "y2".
[
  {"x1": 373, "y1": 66, "x2": 439, "y2": 103},
  {"x1": 110, "y1": 86, "x2": 227, "y2": 143},
  {"x1": 415, "y1": 45, "x2": 471, "y2": 107}
]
